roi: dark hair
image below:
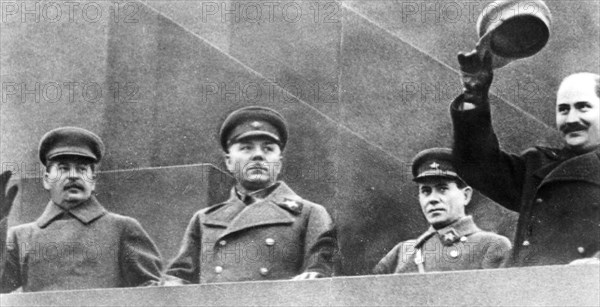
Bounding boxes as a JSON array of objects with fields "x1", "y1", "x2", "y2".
[{"x1": 454, "y1": 178, "x2": 468, "y2": 189}]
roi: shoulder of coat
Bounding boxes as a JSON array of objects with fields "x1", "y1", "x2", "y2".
[{"x1": 201, "y1": 202, "x2": 229, "y2": 215}]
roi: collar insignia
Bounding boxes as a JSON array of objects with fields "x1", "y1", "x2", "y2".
[
  {"x1": 278, "y1": 198, "x2": 303, "y2": 215},
  {"x1": 440, "y1": 229, "x2": 460, "y2": 245}
]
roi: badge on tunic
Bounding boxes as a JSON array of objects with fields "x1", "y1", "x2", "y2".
[
  {"x1": 440, "y1": 229, "x2": 460, "y2": 245},
  {"x1": 278, "y1": 198, "x2": 303, "y2": 214}
]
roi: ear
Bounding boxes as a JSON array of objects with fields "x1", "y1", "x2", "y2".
[
  {"x1": 89, "y1": 175, "x2": 97, "y2": 192},
  {"x1": 275, "y1": 154, "x2": 283, "y2": 172},
  {"x1": 43, "y1": 170, "x2": 51, "y2": 191},
  {"x1": 88, "y1": 168, "x2": 98, "y2": 191},
  {"x1": 462, "y1": 186, "x2": 473, "y2": 206},
  {"x1": 224, "y1": 152, "x2": 234, "y2": 173}
]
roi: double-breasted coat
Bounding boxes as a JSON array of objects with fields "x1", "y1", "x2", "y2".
[
  {"x1": 0, "y1": 197, "x2": 163, "y2": 293},
  {"x1": 451, "y1": 94, "x2": 600, "y2": 266},
  {"x1": 166, "y1": 181, "x2": 337, "y2": 284},
  {"x1": 373, "y1": 216, "x2": 511, "y2": 274}
]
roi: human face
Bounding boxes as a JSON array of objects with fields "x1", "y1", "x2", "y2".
[
  {"x1": 43, "y1": 157, "x2": 96, "y2": 207},
  {"x1": 225, "y1": 137, "x2": 282, "y2": 191},
  {"x1": 418, "y1": 178, "x2": 472, "y2": 229},
  {"x1": 556, "y1": 73, "x2": 600, "y2": 153}
]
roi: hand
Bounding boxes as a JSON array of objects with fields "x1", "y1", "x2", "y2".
[
  {"x1": 292, "y1": 272, "x2": 323, "y2": 280},
  {"x1": 457, "y1": 50, "x2": 494, "y2": 103},
  {"x1": 161, "y1": 275, "x2": 189, "y2": 286},
  {"x1": 0, "y1": 171, "x2": 18, "y2": 221}
]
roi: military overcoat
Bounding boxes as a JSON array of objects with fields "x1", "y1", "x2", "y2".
[
  {"x1": 0, "y1": 197, "x2": 163, "y2": 293},
  {"x1": 451, "y1": 95, "x2": 600, "y2": 266},
  {"x1": 373, "y1": 216, "x2": 511, "y2": 274},
  {"x1": 166, "y1": 181, "x2": 336, "y2": 284}
]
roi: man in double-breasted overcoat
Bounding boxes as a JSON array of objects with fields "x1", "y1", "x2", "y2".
[{"x1": 166, "y1": 106, "x2": 337, "y2": 284}]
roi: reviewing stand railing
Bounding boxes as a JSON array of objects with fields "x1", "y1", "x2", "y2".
[{"x1": 2, "y1": 265, "x2": 598, "y2": 306}]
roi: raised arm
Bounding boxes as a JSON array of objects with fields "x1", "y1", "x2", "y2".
[{"x1": 450, "y1": 51, "x2": 526, "y2": 211}]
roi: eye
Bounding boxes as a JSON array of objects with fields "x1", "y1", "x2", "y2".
[
  {"x1": 435, "y1": 185, "x2": 449, "y2": 193},
  {"x1": 557, "y1": 105, "x2": 569, "y2": 114},
  {"x1": 420, "y1": 187, "x2": 431, "y2": 195},
  {"x1": 575, "y1": 102, "x2": 592, "y2": 112}
]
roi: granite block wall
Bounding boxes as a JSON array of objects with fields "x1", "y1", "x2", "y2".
[{"x1": 2, "y1": 0, "x2": 597, "y2": 275}]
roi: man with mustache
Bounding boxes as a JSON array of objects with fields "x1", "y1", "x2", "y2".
[
  {"x1": 451, "y1": 51, "x2": 600, "y2": 266},
  {"x1": 1, "y1": 127, "x2": 163, "y2": 293},
  {"x1": 166, "y1": 106, "x2": 337, "y2": 284},
  {"x1": 373, "y1": 148, "x2": 511, "y2": 274}
]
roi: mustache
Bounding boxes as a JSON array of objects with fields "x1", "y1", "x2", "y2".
[
  {"x1": 560, "y1": 122, "x2": 588, "y2": 134},
  {"x1": 246, "y1": 163, "x2": 269, "y2": 170},
  {"x1": 64, "y1": 182, "x2": 84, "y2": 190}
]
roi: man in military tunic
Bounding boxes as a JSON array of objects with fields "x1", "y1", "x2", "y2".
[
  {"x1": 0, "y1": 127, "x2": 163, "y2": 293},
  {"x1": 373, "y1": 148, "x2": 511, "y2": 274},
  {"x1": 451, "y1": 51, "x2": 600, "y2": 266},
  {"x1": 166, "y1": 106, "x2": 337, "y2": 284}
]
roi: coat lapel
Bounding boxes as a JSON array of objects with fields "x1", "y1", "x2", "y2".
[
  {"x1": 207, "y1": 182, "x2": 298, "y2": 241},
  {"x1": 216, "y1": 201, "x2": 295, "y2": 241},
  {"x1": 36, "y1": 197, "x2": 107, "y2": 228},
  {"x1": 68, "y1": 196, "x2": 106, "y2": 224},
  {"x1": 37, "y1": 201, "x2": 64, "y2": 228},
  {"x1": 539, "y1": 150, "x2": 600, "y2": 187},
  {"x1": 202, "y1": 191, "x2": 246, "y2": 228}
]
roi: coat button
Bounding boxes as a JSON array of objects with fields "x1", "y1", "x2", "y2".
[
  {"x1": 265, "y1": 238, "x2": 275, "y2": 246},
  {"x1": 215, "y1": 266, "x2": 223, "y2": 274},
  {"x1": 449, "y1": 250, "x2": 459, "y2": 258},
  {"x1": 535, "y1": 198, "x2": 543, "y2": 204},
  {"x1": 259, "y1": 268, "x2": 269, "y2": 276},
  {"x1": 460, "y1": 236, "x2": 467, "y2": 242},
  {"x1": 219, "y1": 240, "x2": 227, "y2": 246},
  {"x1": 577, "y1": 247, "x2": 585, "y2": 254},
  {"x1": 522, "y1": 240, "x2": 530, "y2": 246}
]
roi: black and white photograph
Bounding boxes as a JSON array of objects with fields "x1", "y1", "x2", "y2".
[{"x1": 0, "y1": 0, "x2": 598, "y2": 305}]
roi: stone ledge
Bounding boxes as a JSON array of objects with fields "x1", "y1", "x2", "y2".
[{"x1": 2, "y1": 265, "x2": 598, "y2": 306}]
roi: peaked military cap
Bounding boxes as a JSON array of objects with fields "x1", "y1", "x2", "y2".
[
  {"x1": 411, "y1": 148, "x2": 464, "y2": 183},
  {"x1": 476, "y1": 0, "x2": 552, "y2": 68},
  {"x1": 39, "y1": 126, "x2": 105, "y2": 166},
  {"x1": 219, "y1": 106, "x2": 288, "y2": 151}
]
